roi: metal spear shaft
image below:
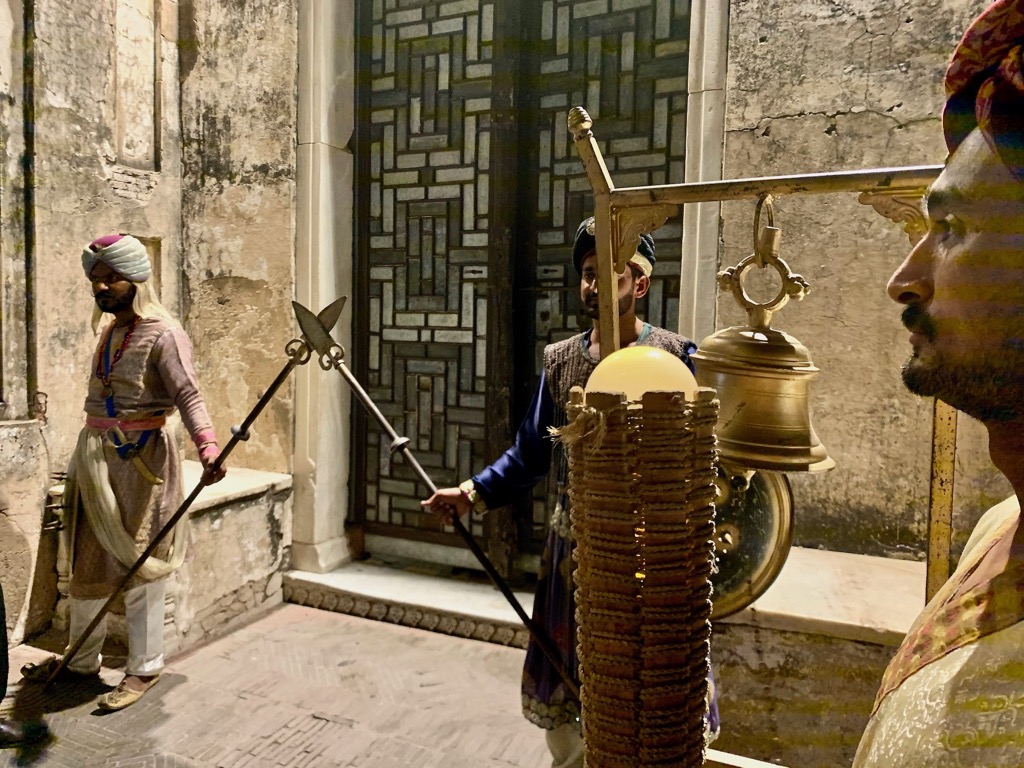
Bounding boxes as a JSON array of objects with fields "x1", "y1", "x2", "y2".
[
  {"x1": 43, "y1": 299, "x2": 346, "y2": 686},
  {"x1": 298, "y1": 306, "x2": 579, "y2": 699}
]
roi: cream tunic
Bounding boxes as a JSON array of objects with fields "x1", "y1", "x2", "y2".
[{"x1": 854, "y1": 496, "x2": 1024, "y2": 767}]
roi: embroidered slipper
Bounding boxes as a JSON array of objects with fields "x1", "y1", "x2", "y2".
[
  {"x1": 98, "y1": 675, "x2": 160, "y2": 711},
  {"x1": 20, "y1": 656, "x2": 99, "y2": 684}
]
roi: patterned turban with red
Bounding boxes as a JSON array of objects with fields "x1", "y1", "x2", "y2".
[{"x1": 943, "y1": 0, "x2": 1024, "y2": 179}]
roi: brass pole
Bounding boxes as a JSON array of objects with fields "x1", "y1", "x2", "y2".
[
  {"x1": 926, "y1": 399, "x2": 958, "y2": 602},
  {"x1": 568, "y1": 107, "x2": 619, "y2": 359},
  {"x1": 592, "y1": 205, "x2": 619, "y2": 358},
  {"x1": 611, "y1": 165, "x2": 942, "y2": 206}
]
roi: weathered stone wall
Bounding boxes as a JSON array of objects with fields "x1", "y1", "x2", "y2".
[
  {"x1": 175, "y1": 483, "x2": 292, "y2": 648},
  {"x1": 712, "y1": 623, "x2": 894, "y2": 767},
  {"x1": 0, "y1": 0, "x2": 29, "y2": 424},
  {"x1": 179, "y1": 0, "x2": 298, "y2": 473},
  {"x1": 0, "y1": 424, "x2": 52, "y2": 641},
  {"x1": 32, "y1": 0, "x2": 185, "y2": 468},
  {"x1": 0, "y1": 0, "x2": 37, "y2": 645},
  {"x1": 720, "y1": 0, "x2": 1009, "y2": 560}
]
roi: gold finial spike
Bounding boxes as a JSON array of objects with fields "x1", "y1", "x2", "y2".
[{"x1": 568, "y1": 106, "x2": 593, "y2": 140}]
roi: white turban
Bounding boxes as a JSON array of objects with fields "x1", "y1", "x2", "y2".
[{"x1": 81, "y1": 234, "x2": 151, "y2": 283}]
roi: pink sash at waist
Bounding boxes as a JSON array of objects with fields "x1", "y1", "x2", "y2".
[{"x1": 85, "y1": 414, "x2": 167, "y2": 432}]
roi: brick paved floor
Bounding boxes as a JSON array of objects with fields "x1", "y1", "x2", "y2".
[{"x1": 1, "y1": 604, "x2": 548, "y2": 768}]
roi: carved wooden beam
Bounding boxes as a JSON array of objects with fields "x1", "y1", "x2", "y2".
[
  {"x1": 613, "y1": 204, "x2": 678, "y2": 273},
  {"x1": 857, "y1": 187, "x2": 929, "y2": 244}
]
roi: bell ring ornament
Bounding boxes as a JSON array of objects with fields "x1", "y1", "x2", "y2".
[
  {"x1": 693, "y1": 195, "x2": 835, "y2": 475},
  {"x1": 691, "y1": 195, "x2": 834, "y2": 618}
]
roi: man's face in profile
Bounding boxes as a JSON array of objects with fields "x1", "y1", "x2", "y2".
[{"x1": 888, "y1": 130, "x2": 1024, "y2": 421}]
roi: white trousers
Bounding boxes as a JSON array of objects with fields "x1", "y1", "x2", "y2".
[
  {"x1": 67, "y1": 581, "x2": 166, "y2": 676},
  {"x1": 545, "y1": 723, "x2": 584, "y2": 768}
]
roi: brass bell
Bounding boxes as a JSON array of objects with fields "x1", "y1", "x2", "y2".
[{"x1": 693, "y1": 197, "x2": 835, "y2": 474}]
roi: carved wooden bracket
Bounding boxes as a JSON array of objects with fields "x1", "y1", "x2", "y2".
[
  {"x1": 613, "y1": 204, "x2": 678, "y2": 271},
  {"x1": 857, "y1": 188, "x2": 929, "y2": 245}
]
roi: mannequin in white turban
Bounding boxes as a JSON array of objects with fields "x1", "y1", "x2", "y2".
[
  {"x1": 21, "y1": 232, "x2": 223, "y2": 712},
  {"x1": 82, "y1": 234, "x2": 175, "y2": 333}
]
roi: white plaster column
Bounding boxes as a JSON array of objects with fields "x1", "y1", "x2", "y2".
[
  {"x1": 291, "y1": 0, "x2": 354, "y2": 573},
  {"x1": 678, "y1": 0, "x2": 730, "y2": 343}
]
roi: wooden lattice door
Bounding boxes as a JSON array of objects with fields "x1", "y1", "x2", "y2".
[{"x1": 353, "y1": 0, "x2": 692, "y2": 573}]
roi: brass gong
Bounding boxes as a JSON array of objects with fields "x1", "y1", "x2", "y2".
[{"x1": 710, "y1": 464, "x2": 794, "y2": 619}]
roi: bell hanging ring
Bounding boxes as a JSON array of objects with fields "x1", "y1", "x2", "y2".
[{"x1": 693, "y1": 195, "x2": 834, "y2": 474}]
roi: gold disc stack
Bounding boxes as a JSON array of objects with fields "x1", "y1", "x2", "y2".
[{"x1": 561, "y1": 387, "x2": 718, "y2": 767}]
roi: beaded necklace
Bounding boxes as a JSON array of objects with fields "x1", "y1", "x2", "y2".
[{"x1": 95, "y1": 315, "x2": 140, "y2": 401}]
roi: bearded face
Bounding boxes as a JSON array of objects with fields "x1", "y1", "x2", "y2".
[
  {"x1": 580, "y1": 254, "x2": 644, "y2": 320},
  {"x1": 90, "y1": 264, "x2": 137, "y2": 315},
  {"x1": 899, "y1": 304, "x2": 1022, "y2": 422},
  {"x1": 889, "y1": 130, "x2": 1024, "y2": 422}
]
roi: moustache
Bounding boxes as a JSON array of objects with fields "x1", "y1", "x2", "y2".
[{"x1": 901, "y1": 304, "x2": 937, "y2": 342}]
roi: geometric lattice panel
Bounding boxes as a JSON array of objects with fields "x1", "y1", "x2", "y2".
[
  {"x1": 525, "y1": 0, "x2": 691, "y2": 549},
  {"x1": 360, "y1": 0, "x2": 495, "y2": 539},
  {"x1": 355, "y1": 0, "x2": 691, "y2": 558}
]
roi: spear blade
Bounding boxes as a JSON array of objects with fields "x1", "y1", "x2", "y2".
[
  {"x1": 292, "y1": 300, "x2": 336, "y2": 356},
  {"x1": 316, "y1": 296, "x2": 347, "y2": 335}
]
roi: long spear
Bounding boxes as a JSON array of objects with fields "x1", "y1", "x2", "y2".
[
  {"x1": 43, "y1": 298, "x2": 347, "y2": 686},
  {"x1": 293, "y1": 301, "x2": 580, "y2": 699}
]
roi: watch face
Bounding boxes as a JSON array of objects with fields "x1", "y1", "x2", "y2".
[{"x1": 710, "y1": 466, "x2": 794, "y2": 620}]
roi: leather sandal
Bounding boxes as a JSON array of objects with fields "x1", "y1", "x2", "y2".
[
  {"x1": 98, "y1": 675, "x2": 160, "y2": 711},
  {"x1": 20, "y1": 656, "x2": 98, "y2": 684}
]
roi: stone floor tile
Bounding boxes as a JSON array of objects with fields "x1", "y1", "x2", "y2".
[{"x1": 2, "y1": 605, "x2": 548, "y2": 768}]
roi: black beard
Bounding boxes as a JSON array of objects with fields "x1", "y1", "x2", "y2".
[
  {"x1": 899, "y1": 305, "x2": 1023, "y2": 421},
  {"x1": 94, "y1": 285, "x2": 136, "y2": 315},
  {"x1": 582, "y1": 295, "x2": 631, "y2": 320},
  {"x1": 902, "y1": 360, "x2": 1021, "y2": 422}
]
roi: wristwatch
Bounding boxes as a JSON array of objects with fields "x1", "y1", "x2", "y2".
[{"x1": 458, "y1": 480, "x2": 489, "y2": 515}]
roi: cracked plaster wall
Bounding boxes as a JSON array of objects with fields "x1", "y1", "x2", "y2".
[
  {"x1": 32, "y1": 0, "x2": 184, "y2": 469},
  {"x1": 0, "y1": 424, "x2": 50, "y2": 645},
  {"x1": 720, "y1": 0, "x2": 1008, "y2": 560},
  {"x1": 179, "y1": 0, "x2": 298, "y2": 474}
]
